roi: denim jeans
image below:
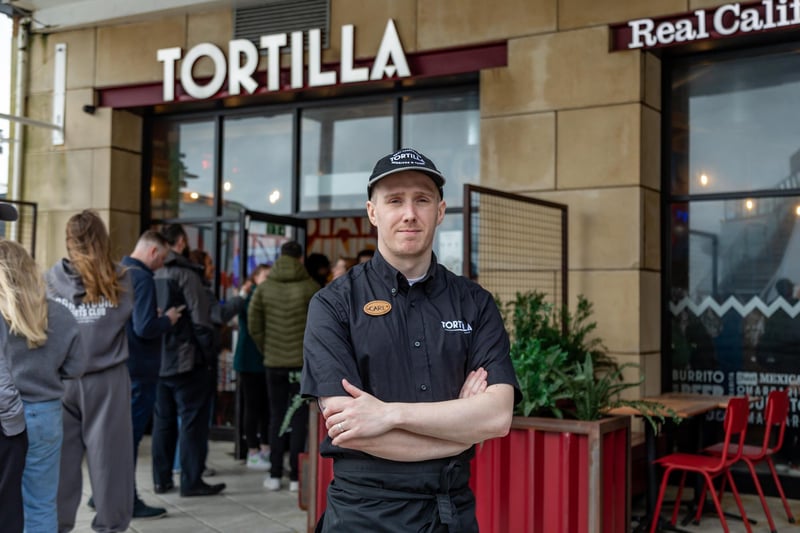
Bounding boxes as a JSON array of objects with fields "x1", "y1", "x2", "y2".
[{"x1": 21, "y1": 400, "x2": 62, "y2": 533}]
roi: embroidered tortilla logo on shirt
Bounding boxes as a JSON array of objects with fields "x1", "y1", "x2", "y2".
[
  {"x1": 363, "y1": 300, "x2": 392, "y2": 316},
  {"x1": 441, "y1": 320, "x2": 473, "y2": 333}
]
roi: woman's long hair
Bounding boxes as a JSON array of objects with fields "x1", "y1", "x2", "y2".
[
  {"x1": 66, "y1": 210, "x2": 123, "y2": 305},
  {"x1": 0, "y1": 240, "x2": 48, "y2": 348}
]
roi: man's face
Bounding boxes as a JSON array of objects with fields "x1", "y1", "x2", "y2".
[{"x1": 366, "y1": 171, "x2": 445, "y2": 266}]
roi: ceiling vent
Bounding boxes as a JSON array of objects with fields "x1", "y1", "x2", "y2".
[{"x1": 234, "y1": 0, "x2": 330, "y2": 51}]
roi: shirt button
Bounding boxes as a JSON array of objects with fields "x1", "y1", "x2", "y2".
[
  {"x1": 414, "y1": 341, "x2": 421, "y2": 347},
  {"x1": 391, "y1": 287, "x2": 397, "y2": 295},
  {"x1": 420, "y1": 384, "x2": 428, "y2": 391}
]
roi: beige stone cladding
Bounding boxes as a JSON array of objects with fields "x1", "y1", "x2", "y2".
[{"x1": 473, "y1": 0, "x2": 670, "y2": 393}]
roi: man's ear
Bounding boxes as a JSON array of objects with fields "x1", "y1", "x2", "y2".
[
  {"x1": 366, "y1": 200, "x2": 377, "y2": 226},
  {"x1": 436, "y1": 199, "x2": 446, "y2": 226}
]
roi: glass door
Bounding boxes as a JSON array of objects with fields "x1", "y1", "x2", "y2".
[{"x1": 230, "y1": 210, "x2": 307, "y2": 455}]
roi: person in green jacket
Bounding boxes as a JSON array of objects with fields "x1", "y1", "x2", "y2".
[
  {"x1": 233, "y1": 263, "x2": 272, "y2": 470},
  {"x1": 248, "y1": 241, "x2": 319, "y2": 492}
]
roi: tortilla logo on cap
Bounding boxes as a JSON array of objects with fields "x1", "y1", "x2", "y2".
[
  {"x1": 363, "y1": 300, "x2": 392, "y2": 316},
  {"x1": 389, "y1": 149, "x2": 426, "y2": 166}
]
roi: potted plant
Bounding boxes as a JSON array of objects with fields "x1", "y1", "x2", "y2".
[{"x1": 470, "y1": 292, "x2": 675, "y2": 533}]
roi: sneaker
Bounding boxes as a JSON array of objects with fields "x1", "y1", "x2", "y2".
[
  {"x1": 263, "y1": 477, "x2": 281, "y2": 491},
  {"x1": 289, "y1": 481, "x2": 299, "y2": 493},
  {"x1": 133, "y1": 498, "x2": 167, "y2": 520},
  {"x1": 247, "y1": 452, "x2": 271, "y2": 471}
]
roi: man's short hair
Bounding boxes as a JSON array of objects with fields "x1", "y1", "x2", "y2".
[
  {"x1": 138, "y1": 229, "x2": 168, "y2": 249},
  {"x1": 161, "y1": 224, "x2": 187, "y2": 247},
  {"x1": 281, "y1": 240, "x2": 303, "y2": 258}
]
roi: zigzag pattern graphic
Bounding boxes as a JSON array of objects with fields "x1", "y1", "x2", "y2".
[{"x1": 670, "y1": 296, "x2": 800, "y2": 319}]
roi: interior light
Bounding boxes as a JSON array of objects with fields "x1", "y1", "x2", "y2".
[
  {"x1": 223, "y1": 181, "x2": 232, "y2": 192},
  {"x1": 745, "y1": 199, "x2": 754, "y2": 211},
  {"x1": 796, "y1": 205, "x2": 800, "y2": 217},
  {"x1": 269, "y1": 189, "x2": 281, "y2": 204},
  {"x1": 699, "y1": 174, "x2": 709, "y2": 187},
  {"x1": 190, "y1": 191, "x2": 199, "y2": 200}
]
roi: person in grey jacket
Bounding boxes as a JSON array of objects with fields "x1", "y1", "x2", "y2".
[
  {"x1": 1, "y1": 240, "x2": 85, "y2": 533},
  {"x1": 45, "y1": 210, "x2": 135, "y2": 533},
  {"x1": 0, "y1": 204, "x2": 26, "y2": 533},
  {"x1": 151, "y1": 224, "x2": 225, "y2": 497},
  {"x1": 0, "y1": 326, "x2": 27, "y2": 533}
]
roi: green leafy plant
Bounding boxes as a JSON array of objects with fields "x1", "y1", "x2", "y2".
[
  {"x1": 499, "y1": 291, "x2": 614, "y2": 370},
  {"x1": 553, "y1": 353, "x2": 680, "y2": 432},
  {"x1": 499, "y1": 291, "x2": 680, "y2": 429},
  {"x1": 510, "y1": 337, "x2": 570, "y2": 417}
]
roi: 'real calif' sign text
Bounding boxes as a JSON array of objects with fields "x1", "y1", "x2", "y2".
[
  {"x1": 611, "y1": 0, "x2": 800, "y2": 50},
  {"x1": 157, "y1": 19, "x2": 410, "y2": 102}
]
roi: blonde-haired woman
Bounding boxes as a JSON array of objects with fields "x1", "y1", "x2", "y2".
[
  {"x1": 0, "y1": 240, "x2": 85, "y2": 533},
  {"x1": 45, "y1": 210, "x2": 135, "y2": 532}
]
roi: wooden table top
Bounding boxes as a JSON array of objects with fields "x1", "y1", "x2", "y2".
[{"x1": 606, "y1": 392, "x2": 752, "y2": 418}]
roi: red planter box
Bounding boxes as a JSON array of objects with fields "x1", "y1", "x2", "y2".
[
  {"x1": 305, "y1": 407, "x2": 631, "y2": 533},
  {"x1": 471, "y1": 415, "x2": 631, "y2": 533}
]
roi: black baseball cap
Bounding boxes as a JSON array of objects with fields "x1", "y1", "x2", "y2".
[
  {"x1": 367, "y1": 148, "x2": 445, "y2": 197},
  {"x1": 0, "y1": 203, "x2": 18, "y2": 222}
]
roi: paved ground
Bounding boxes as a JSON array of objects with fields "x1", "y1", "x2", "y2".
[
  {"x1": 72, "y1": 436, "x2": 308, "y2": 533},
  {"x1": 66, "y1": 436, "x2": 798, "y2": 532},
  {"x1": 632, "y1": 485, "x2": 799, "y2": 533}
]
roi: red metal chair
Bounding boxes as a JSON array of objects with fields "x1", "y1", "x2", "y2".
[
  {"x1": 704, "y1": 388, "x2": 794, "y2": 533},
  {"x1": 649, "y1": 396, "x2": 751, "y2": 533}
]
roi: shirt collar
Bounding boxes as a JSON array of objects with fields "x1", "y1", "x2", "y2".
[{"x1": 370, "y1": 250, "x2": 441, "y2": 295}]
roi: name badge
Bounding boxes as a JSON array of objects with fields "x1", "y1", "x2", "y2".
[{"x1": 363, "y1": 300, "x2": 392, "y2": 316}]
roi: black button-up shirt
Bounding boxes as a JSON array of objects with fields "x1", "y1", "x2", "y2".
[{"x1": 301, "y1": 250, "x2": 520, "y2": 458}]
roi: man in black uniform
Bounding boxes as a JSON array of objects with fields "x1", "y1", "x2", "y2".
[{"x1": 301, "y1": 148, "x2": 520, "y2": 532}]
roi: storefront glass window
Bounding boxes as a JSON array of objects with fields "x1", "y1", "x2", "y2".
[
  {"x1": 150, "y1": 119, "x2": 216, "y2": 220},
  {"x1": 402, "y1": 91, "x2": 480, "y2": 208},
  {"x1": 668, "y1": 47, "x2": 800, "y2": 449},
  {"x1": 671, "y1": 49, "x2": 800, "y2": 196},
  {"x1": 433, "y1": 213, "x2": 463, "y2": 276},
  {"x1": 222, "y1": 113, "x2": 294, "y2": 215},
  {"x1": 300, "y1": 101, "x2": 393, "y2": 211}
]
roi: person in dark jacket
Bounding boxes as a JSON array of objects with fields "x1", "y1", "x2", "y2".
[
  {"x1": 233, "y1": 263, "x2": 272, "y2": 470},
  {"x1": 187, "y1": 248, "x2": 247, "y2": 476},
  {"x1": 151, "y1": 224, "x2": 225, "y2": 497},
  {"x1": 1, "y1": 240, "x2": 85, "y2": 533},
  {"x1": 120, "y1": 230, "x2": 181, "y2": 518},
  {"x1": 249, "y1": 241, "x2": 319, "y2": 492},
  {"x1": 301, "y1": 149, "x2": 519, "y2": 532},
  {"x1": 46, "y1": 210, "x2": 135, "y2": 533}
]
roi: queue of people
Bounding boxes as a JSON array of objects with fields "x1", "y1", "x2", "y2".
[
  {"x1": 0, "y1": 154, "x2": 435, "y2": 533},
  {"x1": 0, "y1": 206, "x2": 320, "y2": 532}
]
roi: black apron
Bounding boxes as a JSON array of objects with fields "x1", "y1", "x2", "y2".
[{"x1": 317, "y1": 456, "x2": 477, "y2": 533}]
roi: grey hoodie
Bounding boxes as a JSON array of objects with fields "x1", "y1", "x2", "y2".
[
  {"x1": 45, "y1": 259, "x2": 133, "y2": 374},
  {"x1": 0, "y1": 325, "x2": 25, "y2": 436},
  {"x1": 4, "y1": 299, "x2": 86, "y2": 402}
]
